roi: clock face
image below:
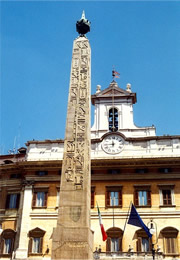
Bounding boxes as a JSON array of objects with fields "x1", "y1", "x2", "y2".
[{"x1": 102, "y1": 134, "x2": 124, "y2": 154}]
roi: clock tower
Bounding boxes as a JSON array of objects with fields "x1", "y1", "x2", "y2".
[{"x1": 91, "y1": 80, "x2": 156, "y2": 139}]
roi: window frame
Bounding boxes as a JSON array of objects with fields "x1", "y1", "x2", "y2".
[
  {"x1": 35, "y1": 171, "x2": 48, "y2": 176},
  {"x1": 106, "y1": 227, "x2": 123, "y2": 252},
  {"x1": 161, "y1": 227, "x2": 178, "y2": 255},
  {"x1": 5, "y1": 193, "x2": 20, "y2": 210},
  {"x1": 0, "y1": 229, "x2": 16, "y2": 256},
  {"x1": 134, "y1": 185, "x2": 151, "y2": 208},
  {"x1": 28, "y1": 228, "x2": 45, "y2": 256},
  {"x1": 158, "y1": 185, "x2": 175, "y2": 207},
  {"x1": 32, "y1": 188, "x2": 48, "y2": 208},
  {"x1": 136, "y1": 229, "x2": 152, "y2": 253},
  {"x1": 109, "y1": 107, "x2": 118, "y2": 132},
  {"x1": 106, "y1": 186, "x2": 122, "y2": 208}
]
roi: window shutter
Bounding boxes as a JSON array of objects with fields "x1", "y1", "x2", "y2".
[
  {"x1": 134, "y1": 191, "x2": 138, "y2": 206},
  {"x1": 118, "y1": 237, "x2": 122, "y2": 252},
  {"x1": 159, "y1": 189, "x2": 163, "y2": 205},
  {"x1": 106, "y1": 237, "x2": 111, "y2": 252},
  {"x1": 147, "y1": 191, "x2": 151, "y2": 206},
  {"x1": 28, "y1": 238, "x2": 33, "y2": 254},
  {"x1": 118, "y1": 190, "x2": 122, "y2": 207},
  {"x1": 5, "y1": 194, "x2": 10, "y2": 209},
  {"x1": 166, "y1": 237, "x2": 171, "y2": 253},
  {"x1": 0, "y1": 237, "x2": 4, "y2": 253},
  {"x1": 168, "y1": 191, "x2": 172, "y2": 205},
  {"x1": 166, "y1": 237, "x2": 176, "y2": 253},
  {"x1": 44, "y1": 192, "x2": 48, "y2": 207},
  {"x1": 16, "y1": 193, "x2": 20, "y2": 209},
  {"x1": 106, "y1": 191, "x2": 110, "y2": 207},
  {"x1": 91, "y1": 191, "x2": 95, "y2": 208},
  {"x1": 10, "y1": 238, "x2": 15, "y2": 254},
  {"x1": 171, "y1": 238, "x2": 176, "y2": 253},
  {"x1": 40, "y1": 237, "x2": 43, "y2": 253},
  {"x1": 137, "y1": 237, "x2": 142, "y2": 252},
  {"x1": 32, "y1": 193, "x2": 37, "y2": 207}
]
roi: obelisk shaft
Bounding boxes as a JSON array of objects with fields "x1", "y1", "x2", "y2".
[{"x1": 51, "y1": 36, "x2": 93, "y2": 259}]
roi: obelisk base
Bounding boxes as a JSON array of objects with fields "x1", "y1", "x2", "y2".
[{"x1": 51, "y1": 226, "x2": 94, "y2": 260}]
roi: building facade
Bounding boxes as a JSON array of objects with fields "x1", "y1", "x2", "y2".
[{"x1": 0, "y1": 80, "x2": 180, "y2": 260}]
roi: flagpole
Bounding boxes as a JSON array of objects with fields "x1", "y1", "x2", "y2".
[{"x1": 123, "y1": 201, "x2": 132, "y2": 235}]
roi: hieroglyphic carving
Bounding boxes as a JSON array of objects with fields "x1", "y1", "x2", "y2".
[{"x1": 62, "y1": 38, "x2": 90, "y2": 189}]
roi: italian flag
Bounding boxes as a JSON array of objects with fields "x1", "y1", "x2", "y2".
[{"x1": 97, "y1": 204, "x2": 108, "y2": 241}]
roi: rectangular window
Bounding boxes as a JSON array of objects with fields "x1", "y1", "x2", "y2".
[
  {"x1": 137, "y1": 236, "x2": 152, "y2": 252},
  {"x1": 138, "y1": 191, "x2": 147, "y2": 206},
  {"x1": 134, "y1": 186, "x2": 151, "y2": 207},
  {"x1": 158, "y1": 185, "x2": 175, "y2": 207},
  {"x1": 9, "y1": 194, "x2": 17, "y2": 208},
  {"x1": 36, "y1": 192, "x2": 45, "y2": 207},
  {"x1": 106, "y1": 186, "x2": 122, "y2": 208},
  {"x1": 111, "y1": 238, "x2": 119, "y2": 252},
  {"x1": 35, "y1": 171, "x2": 48, "y2": 176},
  {"x1": 32, "y1": 238, "x2": 41, "y2": 253},
  {"x1": 110, "y1": 192, "x2": 119, "y2": 206},
  {"x1": 142, "y1": 238, "x2": 149, "y2": 252},
  {"x1": 165, "y1": 237, "x2": 177, "y2": 254},
  {"x1": 162, "y1": 190, "x2": 172, "y2": 206},
  {"x1": 6, "y1": 193, "x2": 20, "y2": 209},
  {"x1": 32, "y1": 190, "x2": 48, "y2": 208},
  {"x1": 4, "y1": 239, "x2": 12, "y2": 254}
]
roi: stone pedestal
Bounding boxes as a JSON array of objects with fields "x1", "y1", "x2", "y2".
[{"x1": 52, "y1": 226, "x2": 93, "y2": 260}]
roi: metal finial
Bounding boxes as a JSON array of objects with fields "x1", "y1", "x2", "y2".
[
  {"x1": 81, "y1": 10, "x2": 85, "y2": 19},
  {"x1": 76, "y1": 11, "x2": 91, "y2": 36}
]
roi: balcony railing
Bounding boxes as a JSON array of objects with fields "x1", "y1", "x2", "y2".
[{"x1": 94, "y1": 251, "x2": 164, "y2": 259}]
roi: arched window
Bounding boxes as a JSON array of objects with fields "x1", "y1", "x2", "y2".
[
  {"x1": 109, "y1": 108, "x2": 118, "y2": 132},
  {"x1": 136, "y1": 229, "x2": 152, "y2": 252},
  {"x1": 28, "y1": 227, "x2": 45, "y2": 255},
  {"x1": 161, "y1": 227, "x2": 178, "y2": 255},
  {"x1": 0, "y1": 229, "x2": 16, "y2": 255},
  {"x1": 106, "y1": 227, "x2": 123, "y2": 252}
]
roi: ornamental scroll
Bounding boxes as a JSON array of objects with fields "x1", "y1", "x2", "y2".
[{"x1": 63, "y1": 37, "x2": 91, "y2": 189}]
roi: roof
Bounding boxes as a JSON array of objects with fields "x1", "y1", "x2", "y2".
[{"x1": 91, "y1": 80, "x2": 137, "y2": 105}]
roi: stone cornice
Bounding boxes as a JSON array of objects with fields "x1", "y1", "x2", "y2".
[
  {"x1": 26, "y1": 139, "x2": 64, "y2": 146},
  {"x1": 91, "y1": 157, "x2": 180, "y2": 167},
  {"x1": 91, "y1": 134, "x2": 180, "y2": 143},
  {"x1": 91, "y1": 173, "x2": 180, "y2": 181}
]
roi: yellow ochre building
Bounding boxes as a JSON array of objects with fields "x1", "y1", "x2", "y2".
[{"x1": 0, "y1": 79, "x2": 180, "y2": 260}]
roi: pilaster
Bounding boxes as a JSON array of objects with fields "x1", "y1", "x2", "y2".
[{"x1": 15, "y1": 182, "x2": 33, "y2": 259}]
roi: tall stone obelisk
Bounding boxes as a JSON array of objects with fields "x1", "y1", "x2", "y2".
[{"x1": 51, "y1": 12, "x2": 93, "y2": 260}]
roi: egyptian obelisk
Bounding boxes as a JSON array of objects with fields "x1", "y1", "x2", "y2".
[{"x1": 51, "y1": 12, "x2": 93, "y2": 260}]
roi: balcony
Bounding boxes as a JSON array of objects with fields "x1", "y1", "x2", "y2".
[{"x1": 94, "y1": 251, "x2": 163, "y2": 260}]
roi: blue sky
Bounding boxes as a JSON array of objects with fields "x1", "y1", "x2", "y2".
[{"x1": 1, "y1": 1, "x2": 180, "y2": 154}]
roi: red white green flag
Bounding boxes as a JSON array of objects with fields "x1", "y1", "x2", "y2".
[{"x1": 97, "y1": 204, "x2": 108, "y2": 241}]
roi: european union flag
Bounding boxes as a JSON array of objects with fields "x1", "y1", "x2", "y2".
[{"x1": 128, "y1": 203, "x2": 152, "y2": 238}]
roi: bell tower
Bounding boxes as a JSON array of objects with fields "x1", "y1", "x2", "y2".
[{"x1": 91, "y1": 80, "x2": 155, "y2": 138}]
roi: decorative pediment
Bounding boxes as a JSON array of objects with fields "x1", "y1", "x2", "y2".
[
  {"x1": 96, "y1": 81, "x2": 130, "y2": 97},
  {"x1": 29, "y1": 227, "x2": 46, "y2": 237},
  {"x1": 91, "y1": 81, "x2": 137, "y2": 105}
]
